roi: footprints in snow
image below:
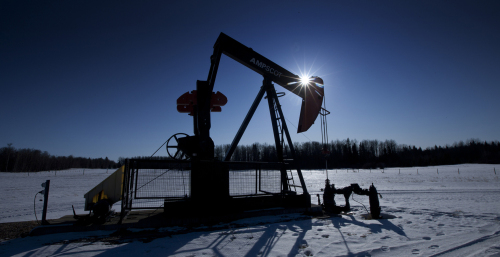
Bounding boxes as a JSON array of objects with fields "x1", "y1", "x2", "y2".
[
  {"x1": 294, "y1": 231, "x2": 330, "y2": 239},
  {"x1": 434, "y1": 224, "x2": 445, "y2": 236},
  {"x1": 411, "y1": 244, "x2": 439, "y2": 255}
]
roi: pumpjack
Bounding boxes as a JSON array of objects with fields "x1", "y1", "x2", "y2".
[
  {"x1": 83, "y1": 33, "x2": 382, "y2": 222},
  {"x1": 166, "y1": 32, "x2": 323, "y2": 213},
  {"x1": 164, "y1": 32, "x2": 381, "y2": 218},
  {"x1": 80, "y1": 33, "x2": 382, "y2": 224}
]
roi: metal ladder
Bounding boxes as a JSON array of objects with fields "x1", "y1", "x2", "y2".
[
  {"x1": 265, "y1": 82, "x2": 309, "y2": 195},
  {"x1": 285, "y1": 165, "x2": 298, "y2": 192},
  {"x1": 271, "y1": 95, "x2": 301, "y2": 193}
]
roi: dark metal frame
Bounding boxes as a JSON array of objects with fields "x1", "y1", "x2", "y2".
[
  {"x1": 121, "y1": 159, "x2": 191, "y2": 214},
  {"x1": 119, "y1": 34, "x2": 320, "y2": 221},
  {"x1": 223, "y1": 78, "x2": 309, "y2": 195},
  {"x1": 120, "y1": 158, "x2": 289, "y2": 215}
]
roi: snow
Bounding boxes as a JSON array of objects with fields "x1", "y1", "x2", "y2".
[
  {"x1": 1, "y1": 164, "x2": 500, "y2": 256},
  {"x1": 0, "y1": 168, "x2": 114, "y2": 222}
]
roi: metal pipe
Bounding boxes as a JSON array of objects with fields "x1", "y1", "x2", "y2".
[{"x1": 224, "y1": 85, "x2": 266, "y2": 161}]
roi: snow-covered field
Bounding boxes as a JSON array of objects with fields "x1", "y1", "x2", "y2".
[{"x1": 1, "y1": 164, "x2": 500, "y2": 256}]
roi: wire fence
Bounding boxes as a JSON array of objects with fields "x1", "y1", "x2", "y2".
[
  {"x1": 122, "y1": 159, "x2": 288, "y2": 210},
  {"x1": 229, "y1": 169, "x2": 281, "y2": 196},
  {"x1": 134, "y1": 169, "x2": 191, "y2": 199}
]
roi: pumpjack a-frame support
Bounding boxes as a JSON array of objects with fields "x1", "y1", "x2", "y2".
[{"x1": 224, "y1": 77, "x2": 309, "y2": 198}]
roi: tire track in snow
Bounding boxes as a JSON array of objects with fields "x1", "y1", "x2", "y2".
[{"x1": 428, "y1": 230, "x2": 500, "y2": 257}]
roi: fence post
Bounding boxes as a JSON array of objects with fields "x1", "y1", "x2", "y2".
[
  {"x1": 255, "y1": 168, "x2": 258, "y2": 195},
  {"x1": 458, "y1": 168, "x2": 460, "y2": 174},
  {"x1": 417, "y1": 169, "x2": 418, "y2": 175},
  {"x1": 494, "y1": 167, "x2": 496, "y2": 175},
  {"x1": 437, "y1": 168, "x2": 439, "y2": 174},
  {"x1": 399, "y1": 169, "x2": 400, "y2": 174},
  {"x1": 41, "y1": 180, "x2": 50, "y2": 225}
]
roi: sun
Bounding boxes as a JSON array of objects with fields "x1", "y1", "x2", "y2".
[{"x1": 300, "y1": 76, "x2": 310, "y2": 86}]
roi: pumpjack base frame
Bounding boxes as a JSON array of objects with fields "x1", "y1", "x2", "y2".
[
  {"x1": 168, "y1": 159, "x2": 310, "y2": 218},
  {"x1": 163, "y1": 193, "x2": 311, "y2": 219},
  {"x1": 121, "y1": 158, "x2": 311, "y2": 221}
]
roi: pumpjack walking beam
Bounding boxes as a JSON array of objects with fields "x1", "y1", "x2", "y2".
[{"x1": 207, "y1": 33, "x2": 325, "y2": 133}]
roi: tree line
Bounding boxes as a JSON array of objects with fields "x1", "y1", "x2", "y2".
[
  {"x1": 218, "y1": 138, "x2": 500, "y2": 169},
  {"x1": 2, "y1": 139, "x2": 499, "y2": 172},
  {"x1": 0, "y1": 144, "x2": 118, "y2": 172}
]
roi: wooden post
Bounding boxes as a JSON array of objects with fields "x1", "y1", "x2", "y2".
[
  {"x1": 458, "y1": 168, "x2": 460, "y2": 174},
  {"x1": 437, "y1": 168, "x2": 439, "y2": 174},
  {"x1": 41, "y1": 180, "x2": 50, "y2": 225},
  {"x1": 494, "y1": 167, "x2": 496, "y2": 175},
  {"x1": 399, "y1": 169, "x2": 400, "y2": 174},
  {"x1": 417, "y1": 169, "x2": 419, "y2": 174}
]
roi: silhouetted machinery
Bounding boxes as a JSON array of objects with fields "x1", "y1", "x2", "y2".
[
  {"x1": 162, "y1": 33, "x2": 382, "y2": 217},
  {"x1": 321, "y1": 180, "x2": 381, "y2": 219},
  {"x1": 84, "y1": 33, "x2": 381, "y2": 220},
  {"x1": 164, "y1": 33, "x2": 325, "y2": 213}
]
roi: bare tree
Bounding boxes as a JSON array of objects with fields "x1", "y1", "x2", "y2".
[{"x1": 5, "y1": 143, "x2": 13, "y2": 172}]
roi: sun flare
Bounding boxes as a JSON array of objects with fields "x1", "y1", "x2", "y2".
[{"x1": 300, "y1": 76, "x2": 311, "y2": 86}]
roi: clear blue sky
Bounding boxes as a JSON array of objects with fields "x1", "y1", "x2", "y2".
[{"x1": 1, "y1": 1, "x2": 499, "y2": 161}]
